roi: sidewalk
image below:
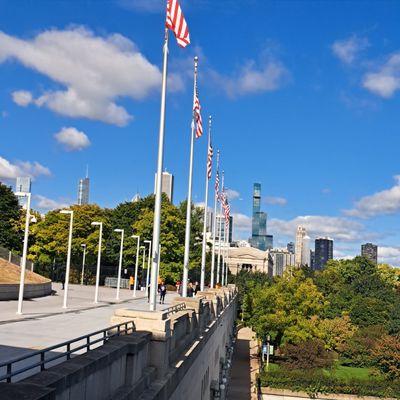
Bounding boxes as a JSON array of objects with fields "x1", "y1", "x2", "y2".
[
  {"x1": 228, "y1": 327, "x2": 259, "y2": 400},
  {"x1": 1, "y1": 282, "x2": 147, "y2": 323}
]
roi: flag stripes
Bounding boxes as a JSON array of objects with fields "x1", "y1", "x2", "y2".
[
  {"x1": 194, "y1": 90, "x2": 203, "y2": 138},
  {"x1": 166, "y1": 0, "x2": 190, "y2": 48},
  {"x1": 207, "y1": 139, "x2": 213, "y2": 179},
  {"x1": 215, "y1": 171, "x2": 220, "y2": 201}
]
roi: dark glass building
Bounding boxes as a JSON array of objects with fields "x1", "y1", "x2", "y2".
[
  {"x1": 249, "y1": 183, "x2": 273, "y2": 250},
  {"x1": 314, "y1": 237, "x2": 333, "y2": 270},
  {"x1": 361, "y1": 243, "x2": 378, "y2": 264}
]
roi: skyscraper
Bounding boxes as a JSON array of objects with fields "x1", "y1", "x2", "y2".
[
  {"x1": 270, "y1": 248, "x2": 295, "y2": 276},
  {"x1": 287, "y1": 242, "x2": 295, "y2": 254},
  {"x1": 216, "y1": 215, "x2": 233, "y2": 243},
  {"x1": 154, "y1": 171, "x2": 174, "y2": 202},
  {"x1": 361, "y1": 243, "x2": 378, "y2": 264},
  {"x1": 249, "y1": 183, "x2": 273, "y2": 250},
  {"x1": 295, "y1": 226, "x2": 306, "y2": 266},
  {"x1": 77, "y1": 177, "x2": 90, "y2": 205},
  {"x1": 314, "y1": 237, "x2": 333, "y2": 270}
]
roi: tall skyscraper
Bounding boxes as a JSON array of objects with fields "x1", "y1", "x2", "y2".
[
  {"x1": 15, "y1": 177, "x2": 31, "y2": 208},
  {"x1": 154, "y1": 171, "x2": 174, "y2": 202},
  {"x1": 361, "y1": 243, "x2": 378, "y2": 264},
  {"x1": 287, "y1": 242, "x2": 295, "y2": 254},
  {"x1": 295, "y1": 226, "x2": 306, "y2": 266},
  {"x1": 302, "y1": 235, "x2": 311, "y2": 266},
  {"x1": 249, "y1": 183, "x2": 273, "y2": 250},
  {"x1": 77, "y1": 176, "x2": 90, "y2": 205},
  {"x1": 314, "y1": 237, "x2": 333, "y2": 270}
]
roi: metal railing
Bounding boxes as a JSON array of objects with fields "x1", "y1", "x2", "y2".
[
  {"x1": 164, "y1": 303, "x2": 186, "y2": 316},
  {"x1": 0, "y1": 246, "x2": 34, "y2": 271},
  {"x1": 0, "y1": 321, "x2": 134, "y2": 383},
  {"x1": 104, "y1": 277, "x2": 130, "y2": 289}
]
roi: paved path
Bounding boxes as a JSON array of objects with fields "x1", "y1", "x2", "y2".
[
  {"x1": 228, "y1": 327, "x2": 259, "y2": 400},
  {"x1": 0, "y1": 283, "x2": 176, "y2": 381}
]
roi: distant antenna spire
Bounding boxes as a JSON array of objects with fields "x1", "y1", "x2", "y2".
[{"x1": 86, "y1": 164, "x2": 89, "y2": 179}]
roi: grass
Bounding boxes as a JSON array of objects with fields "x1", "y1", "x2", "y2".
[
  {"x1": 0, "y1": 258, "x2": 50, "y2": 283},
  {"x1": 265, "y1": 362, "x2": 374, "y2": 381},
  {"x1": 323, "y1": 365, "x2": 374, "y2": 381}
]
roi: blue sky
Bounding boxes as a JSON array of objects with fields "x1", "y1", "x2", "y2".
[{"x1": 1, "y1": 0, "x2": 400, "y2": 264}]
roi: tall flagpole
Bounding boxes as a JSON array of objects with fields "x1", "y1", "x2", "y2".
[
  {"x1": 225, "y1": 220, "x2": 230, "y2": 286},
  {"x1": 200, "y1": 116, "x2": 212, "y2": 292},
  {"x1": 222, "y1": 222, "x2": 227, "y2": 286},
  {"x1": 216, "y1": 172, "x2": 224, "y2": 284},
  {"x1": 182, "y1": 56, "x2": 198, "y2": 298},
  {"x1": 150, "y1": 27, "x2": 169, "y2": 311},
  {"x1": 210, "y1": 150, "x2": 220, "y2": 288}
]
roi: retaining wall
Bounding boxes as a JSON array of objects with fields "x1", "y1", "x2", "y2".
[{"x1": 0, "y1": 282, "x2": 52, "y2": 300}]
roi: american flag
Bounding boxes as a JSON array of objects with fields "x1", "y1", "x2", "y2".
[
  {"x1": 215, "y1": 171, "x2": 219, "y2": 201},
  {"x1": 221, "y1": 189, "x2": 226, "y2": 208},
  {"x1": 166, "y1": 0, "x2": 190, "y2": 48},
  {"x1": 194, "y1": 88, "x2": 203, "y2": 138},
  {"x1": 207, "y1": 136, "x2": 213, "y2": 179}
]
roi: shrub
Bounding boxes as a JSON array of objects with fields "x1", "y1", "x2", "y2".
[
  {"x1": 279, "y1": 339, "x2": 334, "y2": 370},
  {"x1": 371, "y1": 335, "x2": 400, "y2": 380},
  {"x1": 259, "y1": 368, "x2": 400, "y2": 398}
]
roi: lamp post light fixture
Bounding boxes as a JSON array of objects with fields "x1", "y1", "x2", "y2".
[
  {"x1": 131, "y1": 235, "x2": 140, "y2": 297},
  {"x1": 144, "y1": 240, "x2": 152, "y2": 296},
  {"x1": 15, "y1": 192, "x2": 31, "y2": 315},
  {"x1": 80, "y1": 244, "x2": 87, "y2": 285},
  {"x1": 114, "y1": 228, "x2": 124, "y2": 300},
  {"x1": 60, "y1": 210, "x2": 74, "y2": 309},
  {"x1": 91, "y1": 221, "x2": 103, "y2": 304}
]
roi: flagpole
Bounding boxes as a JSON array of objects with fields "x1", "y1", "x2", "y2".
[
  {"x1": 210, "y1": 150, "x2": 220, "y2": 289},
  {"x1": 150, "y1": 27, "x2": 169, "y2": 311},
  {"x1": 216, "y1": 171, "x2": 224, "y2": 284},
  {"x1": 225, "y1": 219, "x2": 230, "y2": 285},
  {"x1": 200, "y1": 116, "x2": 212, "y2": 292},
  {"x1": 182, "y1": 56, "x2": 198, "y2": 298},
  {"x1": 222, "y1": 222, "x2": 227, "y2": 286}
]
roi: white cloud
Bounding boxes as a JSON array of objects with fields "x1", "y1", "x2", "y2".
[
  {"x1": 210, "y1": 59, "x2": 288, "y2": 97},
  {"x1": 225, "y1": 189, "x2": 240, "y2": 200},
  {"x1": 332, "y1": 36, "x2": 369, "y2": 65},
  {"x1": 54, "y1": 127, "x2": 91, "y2": 151},
  {"x1": 0, "y1": 27, "x2": 171, "y2": 126},
  {"x1": 344, "y1": 175, "x2": 400, "y2": 218},
  {"x1": 269, "y1": 215, "x2": 374, "y2": 242},
  {"x1": 362, "y1": 53, "x2": 400, "y2": 98},
  {"x1": 12, "y1": 90, "x2": 33, "y2": 106},
  {"x1": 34, "y1": 195, "x2": 70, "y2": 211},
  {"x1": 265, "y1": 196, "x2": 287, "y2": 206},
  {"x1": 0, "y1": 156, "x2": 51, "y2": 180},
  {"x1": 377, "y1": 246, "x2": 400, "y2": 266},
  {"x1": 232, "y1": 212, "x2": 252, "y2": 240}
]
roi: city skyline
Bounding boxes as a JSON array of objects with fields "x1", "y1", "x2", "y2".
[{"x1": 1, "y1": 1, "x2": 400, "y2": 264}]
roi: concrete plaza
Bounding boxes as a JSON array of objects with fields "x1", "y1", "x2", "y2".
[{"x1": 0, "y1": 283, "x2": 173, "y2": 379}]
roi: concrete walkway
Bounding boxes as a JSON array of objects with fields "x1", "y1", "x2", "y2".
[
  {"x1": 0, "y1": 283, "x2": 174, "y2": 381},
  {"x1": 228, "y1": 327, "x2": 259, "y2": 400}
]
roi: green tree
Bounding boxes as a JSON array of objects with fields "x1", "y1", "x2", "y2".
[
  {"x1": 371, "y1": 335, "x2": 400, "y2": 380},
  {"x1": 0, "y1": 182, "x2": 21, "y2": 251}
]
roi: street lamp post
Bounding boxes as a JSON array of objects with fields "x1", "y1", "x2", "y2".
[
  {"x1": 114, "y1": 229, "x2": 124, "y2": 300},
  {"x1": 144, "y1": 240, "x2": 152, "y2": 296},
  {"x1": 131, "y1": 235, "x2": 140, "y2": 297},
  {"x1": 140, "y1": 246, "x2": 146, "y2": 294},
  {"x1": 15, "y1": 192, "x2": 31, "y2": 315},
  {"x1": 80, "y1": 244, "x2": 86, "y2": 285},
  {"x1": 91, "y1": 221, "x2": 103, "y2": 304},
  {"x1": 60, "y1": 210, "x2": 74, "y2": 309}
]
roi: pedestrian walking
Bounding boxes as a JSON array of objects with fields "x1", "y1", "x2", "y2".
[
  {"x1": 129, "y1": 275, "x2": 134, "y2": 290},
  {"x1": 159, "y1": 281, "x2": 167, "y2": 304}
]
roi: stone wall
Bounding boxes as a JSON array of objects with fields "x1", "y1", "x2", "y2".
[
  {"x1": 0, "y1": 282, "x2": 52, "y2": 300},
  {"x1": 0, "y1": 285, "x2": 238, "y2": 400}
]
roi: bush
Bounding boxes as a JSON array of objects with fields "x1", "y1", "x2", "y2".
[
  {"x1": 371, "y1": 335, "x2": 400, "y2": 380},
  {"x1": 279, "y1": 339, "x2": 334, "y2": 370},
  {"x1": 259, "y1": 368, "x2": 400, "y2": 398}
]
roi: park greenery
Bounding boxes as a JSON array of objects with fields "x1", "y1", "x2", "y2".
[
  {"x1": 237, "y1": 258, "x2": 400, "y2": 397},
  {"x1": 0, "y1": 181, "x2": 207, "y2": 285}
]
